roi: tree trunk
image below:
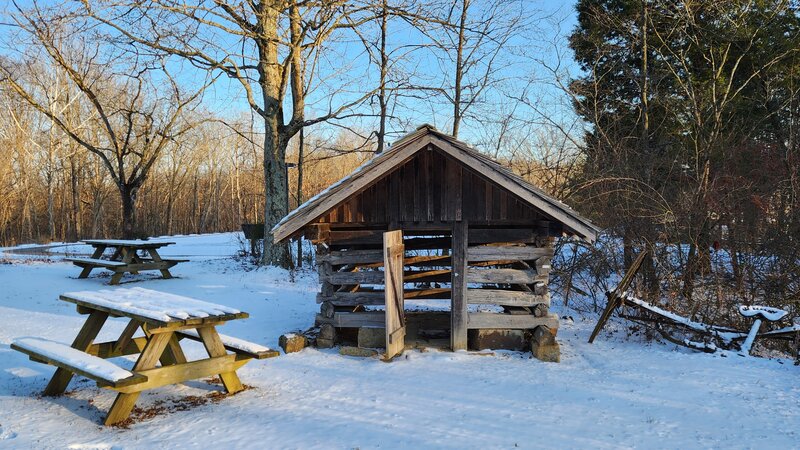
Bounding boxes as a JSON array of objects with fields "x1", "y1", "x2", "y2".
[
  {"x1": 262, "y1": 128, "x2": 291, "y2": 267},
  {"x1": 119, "y1": 184, "x2": 138, "y2": 239},
  {"x1": 377, "y1": 0, "x2": 388, "y2": 153},
  {"x1": 452, "y1": 0, "x2": 469, "y2": 138},
  {"x1": 69, "y1": 154, "x2": 81, "y2": 241},
  {"x1": 259, "y1": 0, "x2": 292, "y2": 268},
  {"x1": 295, "y1": 127, "x2": 305, "y2": 268}
]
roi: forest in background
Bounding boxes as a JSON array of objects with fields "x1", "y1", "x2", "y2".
[{"x1": 1, "y1": 0, "x2": 799, "y2": 332}]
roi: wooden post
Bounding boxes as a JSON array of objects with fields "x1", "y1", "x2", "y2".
[
  {"x1": 104, "y1": 331, "x2": 174, "y2": 425},
  {"x1": 451, "y1": 221, "x2": 468, "y2": 351},
  {"x1": 588, "y1": 250, "x2": 648, "y2": 343},
  {"x1": 383, "y1": 230, "x2": 405, "y2": 361}
]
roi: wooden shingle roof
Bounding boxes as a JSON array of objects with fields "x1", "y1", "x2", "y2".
[{"x1": 273, "y1": 125, "x2": 600, "y2": 243}]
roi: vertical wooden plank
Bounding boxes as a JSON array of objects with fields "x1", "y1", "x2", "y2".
[
  {"x1": 454, "y1": 165, "x2": 463, "y2": 221},
  {"x1": 426, "y1": 148, "x2": 435, "y2": 222},
  {"x1": 485, "y1": 183, "x2": 493, "y2": 221},
  {"x1": 492, "y1": 184, "x2": 502, "y2": 220},
  {"x1": 197, "y1": 326, "x2": 244, "y2": 393},
  {"x1": 388, "y1": 169, "x2": 400, "y2": 225},
  {"x1": 451, "y1": 221, "x2": 468, "y2": 351},
  {"x1": 104, "y1": 331, "x2": 173, "y2": 425},
  {"x1": 383, "y1": 230, "x2": 405, "y2": 360},
  {"x1": 414, "y1": 152, "x2": 424, "y2": 222},
  {"x1": 403, "y1": 160, "x2": 415, "y2": 222},
  {"x1": 499, "y1": 190, "x2": 508, "y2": 220},
  {"x1": 437, "y1": 153, "x2": 446, "y2": 222}
]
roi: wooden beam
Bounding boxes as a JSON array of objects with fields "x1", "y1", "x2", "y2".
[
  {"x1": 383, "y1": 230, "x2": 406, "y2": 360},
  {"x1": 467, "y1": 245, "x2": 553, "y2": 262},
  {"x1": 467, "y1": 312, "x2": 559, "y2": 330},
  {"x1": 467, "y1": 290, "x2": 549, "y2": 307},
  {"x1": 110, "y1": 354, "x2": 250, "y2": 394},
  {"x1": 466, "y1": 268, "x2": 545, "y2": 284},
  {"x1": 326, "y1": 228, "x2": 543, "y2": 246},
  {"x1": 588, "y1": 250, "x2": 648, "y2": 343},
  {"x1": 451, "y1": 221, "x2": 468, "y2": 351}
]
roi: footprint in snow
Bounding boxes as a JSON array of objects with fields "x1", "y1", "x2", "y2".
[{"x1": 0, "y1": 426, "x2": 18, "y2": 440}]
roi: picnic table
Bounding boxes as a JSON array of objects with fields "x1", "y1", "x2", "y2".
[
  {"x1": 66, "y1": 239, "x2": 188, "y2": 284},
  {"x1": 11, "y1": 287, "x2": 278, "y2": 425}
]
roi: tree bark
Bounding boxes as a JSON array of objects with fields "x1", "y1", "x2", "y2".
[
  {"x1": 119, "y1": 184, "x2": 138, "y2": 239},
  {"x1": 452, "y1": 0, "x2": 470, "y2": 138},
  {"x1": 377, "y1": 0, "x2": 388, "y2": 153}
]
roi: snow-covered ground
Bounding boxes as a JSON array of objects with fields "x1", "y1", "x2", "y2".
[{"x1": 1, "y1": 233, "x2": 798, "y2": 449}]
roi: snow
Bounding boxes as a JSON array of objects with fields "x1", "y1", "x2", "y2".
[
  {"x1": 61, "y1": 287, "x2": 241, "y2": 322},
  {"x1": 1, "y1": 232, "x2": 799, "y2": 448},
  {"x1": 65, "y1": 258, "x2": 126, "y2": 266},
  {"x1": 12, "y1": 337, "x2": 134, "y2": 382},
  {"x1": 738, "y1": 305, "x2": 789, "y2": 322},
  {"x1": 625, "y1": 295, "x2": 745, "y2": 343},
  {"x1": 178, "y1": 329, "x2": 275, "y2": 354},
  {"x1": 81, "y1": 239, "x2": 175, "y2": 246}
]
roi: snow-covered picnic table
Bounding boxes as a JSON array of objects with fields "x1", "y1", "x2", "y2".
[
  {"x1": 11, "y1": 287, "x2": 278, "y2": 425},
  {"x1": 66, "y1": 239, "x2": 188, "y2": 284}
]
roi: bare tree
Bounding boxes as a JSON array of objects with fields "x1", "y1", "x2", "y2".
[
  {"x1": 1, "y1": 2, "x2": 210, "y2": 238},
  {"x1": 81, "y1": 0, "x2": 379, "y2": 266},
  {"x1": 413, "y1": 0, "x2": 525, "y2": 137}
]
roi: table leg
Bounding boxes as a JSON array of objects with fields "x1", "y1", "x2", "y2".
[
  {"x1": 147, "y1": 248, "x2": 173, "y2": 279},
  {"x1": 112, "y1": 319, "x2": 143, "y2": 356},
  {"x1": 110, "y1": 248, "x2": 134, "y2": 285},
  {"x1": 197, "y1": 326, "x2": 244, "y2": 394},
  {"x1": 44, "y1": 311, "x2": 109, "y2": 396},
  {"x1": 141, "y1": 324, "x2": 186, "y2": 366},
  {"x1": 78, "y1": 245, "x2": 107, "y2": 278},
  {"x1": 128, "y1": 248, "x2": 142, "y2": 274},
  {"x1": 104, "y1": 331, "x2": 174, "y2": 426}
]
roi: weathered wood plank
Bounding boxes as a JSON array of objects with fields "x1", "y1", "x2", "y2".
[
  {"x1": 467, "y1": 245, "x2": 554, "y2": 262},
  {"x1": 111, "y1": 354, "x2": 249, "y2": 394},
  {"x1": 451, "y1": 221, "x2": 468, "y2": 351},
  {"x1": 197, "y1": 326, "x2": 244, "y2": 394},
  {"x1": 104, "y1": 331, "x2": 174, "y2": 425},
  {"x1": 466, "y1": 268, "x2": 546, "y2": 284},
  {"x1": 467, "y1": 312, "x2": 559, "y2": 330},
  {"x1": 317, "y1": 311, "x2": 452, "y2": 329},
  {"x1": 87, "y1": 337, "x2": 148, "y2": 359},
  {"x1": 326, "y1": 269, "x2": 453, "y2": 285},
  {"x1": 384, "y1": 230, "x2": 405, "y2": 360},
  {"x1": 468, "y1": 290, "x2": 550, "y2": 307}
]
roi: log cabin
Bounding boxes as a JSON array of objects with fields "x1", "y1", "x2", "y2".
[{"x1": 272, "y1": 125, "x2": 599, "y2": 360}]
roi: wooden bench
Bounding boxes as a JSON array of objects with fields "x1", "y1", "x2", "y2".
[
  {"x1": 65, "y1": 258, "x2": 127, "y2": 269},
  {"x1": 12, "y1": 288, "x2": 272, "y2": 425},
  {"x1": 70, "y1": 239, "x2": 184, "y2": 284},
  {"x1": 176, "y1": 329, "x2": 279, "y2": 359},
  {"x1": 11, "y1": 337, "x2": 147, "y2": 388}
]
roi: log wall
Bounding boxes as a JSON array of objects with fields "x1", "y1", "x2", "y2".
[{"x1": 310, "y1": 222, "x2": 558, "y2": 347}]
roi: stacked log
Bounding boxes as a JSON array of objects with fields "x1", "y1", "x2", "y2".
[{"x1": 308, "y1": 223, "x2": 559, "y2": 359}]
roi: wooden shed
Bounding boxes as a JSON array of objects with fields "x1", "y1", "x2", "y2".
[{"x1": 273, "y1": 125, "x2": 599, "y2": 359}]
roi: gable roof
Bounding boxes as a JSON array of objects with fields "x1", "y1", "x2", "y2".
[{"x1": 272, "y1": 125, "x2": 600, "y2": 243}]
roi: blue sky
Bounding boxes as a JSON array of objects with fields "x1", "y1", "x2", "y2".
[{"x1": 0, "y1": 0, "x2": 582, "y2": 151}]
